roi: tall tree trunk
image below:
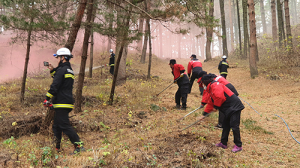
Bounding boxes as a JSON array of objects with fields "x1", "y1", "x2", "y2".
[
  {"x1": 242, "y1": 0, "x2": 248, "y2": 59},
  {"x1": 271, "y1": 0, "x2": 278, "y2": 41},
  {"x1": 220, "y1": 0, "x2": 228, "y2": 56},
  {"x1": 89, "y1": 29, "x2": 94, "y2": 78},
  {"x1": 64, "y1": 0, "x2": 87, "y2": 52},
  {"x1": 248, "y1": 0, "x2": 258, "y2": 78},
  {"x1": 89, "y1": 4, "x2": 97, "y2": 78},
  {"x1": 277, "y1": 0, "x2": 284, "y2": 47},
  {"x1": 229, "y1": 0, "x2": 234, "y2": 52},
  {"x1": 74, "y1": 0, "x2": 94, "y2": 113},
  {"x1": 147, "y1": 19, "x2": 152, "y2": 79},
  {"x1": 107, "y1": 6, "x2": 113, "y2": 52},
  {"x1": 236, "y1": 0, "x2": 242, "y2": 58},
  {"x1": 137, "y1": 18, "x2": 144, "y2": 52},
  {"x1": 260, "y1": 0, "x2": 267, "y2": 34},
  {"x1": 282, "y1": 4, "x2": 286, "y2": 46},
  {"x1": 20, "y1": 17, "x2": 33, "y2": 102},
  {"x1": 140, "y1": 3, "x2": 148, "y2": 64},
  {"x1": 109, "y1": 8, "x2": 131, "y2": 104},
  {"x1": 114, "y1": 10, "x2": 128, "y2": 86},
  {"x1": 140, "y1": 26, "x2": 148, "y2": 63},
  {"x1": 206, "y1": 0, "x2": 214, "y2": 61},
  {"x1": 284, "y1": 0, "x2": 293, "y2": 52}
]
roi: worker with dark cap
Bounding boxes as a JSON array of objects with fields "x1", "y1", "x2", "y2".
[
  {"x1": 169, "y1": 59, "x2": 190, "y2": 110},
  {"x1": 187, "y1": 54, "x2": 202, "y2": 94},
  {"x1": 198, "y1": 74, "x2": 244, "y2": 153}
]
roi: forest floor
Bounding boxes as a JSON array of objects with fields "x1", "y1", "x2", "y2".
[{"x1": 0, "y1": 53, "x2": 300, "y2": 168}]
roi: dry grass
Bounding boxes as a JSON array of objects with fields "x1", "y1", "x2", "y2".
[{"x1": 0, "y1": 51, "x2": 300, "y2": 167}]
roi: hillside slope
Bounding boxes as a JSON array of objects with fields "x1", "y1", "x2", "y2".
[{"x1": 0, "y1": 53, "x2": 300, "y2": 167}]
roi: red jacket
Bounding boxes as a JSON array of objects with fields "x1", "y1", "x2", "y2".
[
  {"x1": 187, "y1": 59, "x2": 202, "y2": 75},
  {"x1": 204, "y1": 81, "x2": 244, "y2": 115},
  {"x1": 214, "y1": 75, "x2": 229, "y2": 85},
  {"x1": 198, "y1": 75, "x2": 231, "y2": 106},
  {"x1": 172, "y1": 64, "x2": 186, "y2": 80}
]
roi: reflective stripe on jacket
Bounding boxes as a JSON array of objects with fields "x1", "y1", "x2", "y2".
[
  {"x1": 46, "y1": 62, "x2": 74, "y2": 109},
  {"x1": 218, "y1": 60, "x2": 229, "y2": 74}
]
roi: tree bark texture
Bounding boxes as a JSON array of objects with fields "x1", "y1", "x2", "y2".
[
  {"x1": 140, "y1": 18, "x2": 148, "y2": 63},
  {"x1": 277, "y1": 0, "x2": 284, "y2": 47},
  {"x1": 206, "y1": 0, "x2": 214, "y2": 61},
  {"x1": 242, "y1": 0, "x2": 248, "y2": 59},
  {"x1": 271, "y1": 0, "x2": 278, "y2": 41},
  {"x1": 89, "y1": 4, "x2": 97, "y2": 78},
  {"x1": 137, "y1": 18, "x2": 144, "y2": 52},
  {"x1": 74, "y1": 0, "x2": 94, "y2": 113},
  {"x1": 236, "y1": 0, "x2": 242, "y2": 57},
  {"x1": 147, "y1": 19, "x2": 152, "y2": 79},
  {"x1": 219, "y1": 0, "x2": 228, "y2": 56},
  {"x1": 284, "y1": 0, "x2": 293, "y2": 52},
  {"x1": 260, "y1": 0, "x2": 267, "y2": 34},
  {"x1": 64, "y1": 0, "x2": 87, "y2": 52},
  {"x1": 141, "y1": 0, "x2": 149, "y2": 64},
  {"x1": 89, "y1": 29, "x2": 94, "y2": 78},
  {"x1": 20, "y1": 17, "x2": 33, "y2": 102},
  {"x1": 248, "y1": 0, "x2": 258, "y2": 78}
]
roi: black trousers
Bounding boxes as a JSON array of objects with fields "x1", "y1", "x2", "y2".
[
  {"x1": 189, "y1": 72, "x2": 199, "y2": 93},
  {"x1": 175, "y1": 84, "x2": 189, "y2": 108},
  {"x1": 221, "y1": 74, "x2": 227, "y2": 79},
  {"x1": 53, "y1": 108, "x2": 80, "y2": 149},
  {"x1": 221, "y1": 110, "x2": 242, "y2": 147},
  {"x1": 110, "y1": 66, "x2": 114, "y2": 75},
  {"x1": 218, "y1": 110, "x2": 225, "y2": 126}
]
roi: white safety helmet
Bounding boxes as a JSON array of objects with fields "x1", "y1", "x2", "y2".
[
  {"x1": 109, "y1": 49, "x2": 113, "y2": 53},
  {"x1": 222, "y1": 55, "x2": 227, "y2": 59},
  {"x1": 54, "y1": 47, "x2": 73, "y2": 59}
]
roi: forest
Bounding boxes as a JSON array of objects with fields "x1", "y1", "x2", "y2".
[{"x1": 0, "y1": 0, "x2": 300, "y2": 167}]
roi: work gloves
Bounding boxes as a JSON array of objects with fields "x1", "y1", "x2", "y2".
[
  {"x1": 199, "y1": 104, "x2": 204, "y2": 108},
  {"x1": 180, "y1": 73, "x2": 184, "y2": 77},
  {"x1": 43, "y1": 99, "x2": 53, "y2": 108}
]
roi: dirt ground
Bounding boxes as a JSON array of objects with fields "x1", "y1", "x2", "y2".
[{"x1": 1, "y1": 54, "x2": 300, "y2": 168}]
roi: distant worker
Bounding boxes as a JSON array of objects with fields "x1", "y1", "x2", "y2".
[
  {"x1": 109, "y1": 49, "x2": 115, "y2": 75},
  {"x1": 187, "y1": 54, "x2": 203, "y2": 94},
  {"x1": 218, "y1": 55, "x2": 229, "y2": 79},
  {"x1": 44, "y1": 47, "x2": 85, "y2": 154},
  {"x1": 198, "y1": 74, "x2": 244, "y2": 153},
  {"x1": 169, "y1": 59, "x2": 190, "y2": 110}
]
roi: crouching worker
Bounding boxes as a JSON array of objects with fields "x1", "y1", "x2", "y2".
[
  {"x1": 169, "y1": 59, "x2": 190, "y2": 110},
  {"x1": 44, "y1": 47, "x2": 85, "y2": 154},
  {"x1": 198, "y1": 74, "x2": 244, "y2": 153},
  {"x1": 197, "y1": 72, "x2": 239, "y2": 128}
]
